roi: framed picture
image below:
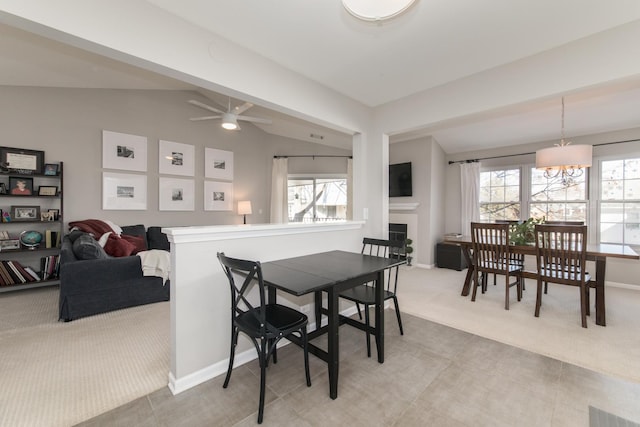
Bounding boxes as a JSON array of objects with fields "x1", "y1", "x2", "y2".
[
  {"x1": 0, "y1": 183, "x2": 7, "y2": 194},
  {"x1": 43, "y1": 163, "x2": 59, "y2": 176},
  {"x1": 204, "y1": 181, "x2": 233, "y2": 211},
  {"x1": 48, "y1": 208, "x2": 60, "y2": 221},
  {"x1": 159, "y1": 177, "x2": 195, "y2": 211},
  {"x1": 0, "y1": 147, "x2": 45, "y2": 174},
  {"x1": 102, "y1": 130, "x2": 148, "y2": 172},
  {"x1": 8, "y1": 176, "x2": 34, "y2": 196},
  {"x1": 0, "y1": 239, "x2": 20, "y2": 251},
  {"x1": 205, "y1": 148, "x2": 234, "y2": 181},
  {"x1": 102, "y1": 172, "x2": 147, "y2": 210},
  {"x1": 11, "y1": 205, "x2": 40, "y2": 221},
  {"x1": 38, "y1": 186, "x2": 58, "y2": 196},
  {"x1": 159, "y1": 140, "x2": 195, "y2": 176},
  {"x1": 41, "y1": 211, "x2": 55, "y2": 221}
]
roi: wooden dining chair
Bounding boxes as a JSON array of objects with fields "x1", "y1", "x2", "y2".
[
  {"x1": 339, "y1": 238, "x2": 405, "y2": 357},
  {"x1": 533, "y1": 224, "x2": 591, "y2": 328},
  {"x1": 217, "y1": 252, "x2": 311, "y2": 424},
  {"x1": 541, "y1": 220, "x2": 585, "y2": 294},
  {"x1": 471, "y1": 222, "x2": 523, "y2": 310},
  {"x1": 492, "y1": 220, "x2": 525, "y2": 289}
]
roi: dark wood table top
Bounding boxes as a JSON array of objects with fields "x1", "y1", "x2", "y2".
[{"x1": 260, "y1": 250, "x2": 403, "y2": 296}]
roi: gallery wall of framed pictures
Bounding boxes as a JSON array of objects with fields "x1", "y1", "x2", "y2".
[{"x1": 102, "y1": 130, "x2": 235, "y2": 212}]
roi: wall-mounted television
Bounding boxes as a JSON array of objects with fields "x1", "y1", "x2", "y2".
[{"x1": 389, "y1": 162, "x2": 412, "y2": 197}]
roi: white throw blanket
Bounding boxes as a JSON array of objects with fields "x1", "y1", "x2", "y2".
[{"x1": 137, "y1": 250, "x2": 170, "y2": 283}]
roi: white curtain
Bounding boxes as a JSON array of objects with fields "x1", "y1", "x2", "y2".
[
  {"x1": 270, "y1": 157, "x2": 289, "y2": 223},
  {"x1": 460, "y1": 162, "x2": 481, "y2": 235},
  {"x1": 347, "y1": 157, "x2": 353, "y2": 220}
]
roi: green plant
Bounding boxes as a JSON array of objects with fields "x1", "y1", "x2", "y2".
[
  {"x1": 509, "y1": 217, "x2": 544, "y2": 245},
  {"x1": 404, "y1": 238, "x2": 414, "y2": 265}
]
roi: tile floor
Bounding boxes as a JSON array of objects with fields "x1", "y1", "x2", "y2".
[{"x1": 76, "y1": 312, "x2": 640, "y2": 426}]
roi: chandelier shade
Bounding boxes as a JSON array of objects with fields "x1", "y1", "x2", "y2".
[{"x1": 535, "y1": 144, "x2": 592, "y2": 170}]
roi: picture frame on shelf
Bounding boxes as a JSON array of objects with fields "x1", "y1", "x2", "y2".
[
  {"x1": 11, "y1": 205, "x2": 40, "y2": 221},
  {"x1": 40, "y1": 211, "x2": 55, "y2": 221},
  {"x1": 0, "y1": 147, "x2": 45, "y2": 175},
  {"x1": 38, "y1": 186, "x2": 58, "y2": 196},
  {"x1": 0, "y1": 239, "x2": 21, "y2": 251},
  {"x1": 43, "y1": 163, "x2": 59, "y2": 176},
  {"x1": 0, "y1": 183, "x2": 7, "y2": 194},
  {"x1": 102, "y1": 172, "x2": 147, "y2": 210},
  {"x1": 48, "y1": 209, "x2": 60, "y2": 221},
  {"x1": 8, "y1": 176, "x2": 34, "y2": 196}
]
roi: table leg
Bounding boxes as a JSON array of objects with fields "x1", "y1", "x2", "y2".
[
  {"x1": 375, "y1": 270, "x2": 385, "y2": 363},
  {"x1": 314, "y1": 291, "x2": 323, "y2": 331},
  {"x1": 594, "y1": 256, "x2": 607, "y2": 326},
  {"x1": 327, "y1": 288, "x2": 339, "y2": 399},
  {"x1": 461, "y1": 246, "x2": 474, "y2": 296}
]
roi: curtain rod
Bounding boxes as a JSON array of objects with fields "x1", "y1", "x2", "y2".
[
  {"x1": 447, "y1": 138, "x2": 640, "y2": 165},
  {"x1": 274, "y1": 155, "x2": 352, "y2": 159}
]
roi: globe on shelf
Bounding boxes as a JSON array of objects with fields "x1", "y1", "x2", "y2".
[{"x1": 20, "y1": 230, "x2": 43, "y2": 250}]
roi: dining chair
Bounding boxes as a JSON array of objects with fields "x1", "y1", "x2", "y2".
[
  {"x1": 541, "y1": 220, "x2": 585, "y2": 294},
  {"x1": 533, "y1": 224, "x2": 591, "y2": 328},
  {"x1": 339, "y1": 237, "x2": 405, "y2": 357},
  {"x1": 492, "y1": 220, "x2": 525, "y2": 289},
  {"x1": 470, "y1": 222, "x2": 523, "y2": 310},
  {"x1": 217, "y1": 252, "x2": 311, "y2": 424}
]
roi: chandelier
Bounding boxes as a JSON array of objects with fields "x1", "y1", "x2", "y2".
[{"x1": 535, "y1": 97, "x2": 592, "y2": 186}]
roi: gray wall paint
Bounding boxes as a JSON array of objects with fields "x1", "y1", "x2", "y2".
[{"x1": 0, "y1": 86, "x2": 351, "y2": 228}]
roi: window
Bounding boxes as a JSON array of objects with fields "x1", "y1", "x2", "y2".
[
  {"x1": 600, "y1": 158, "x2": 640, "y2": 245},
  {"x1": 530, "y1": 168, "x2": 587, "y2": 222},
  {"x1": 287, "y1": 177, "x2": 347, "y2": 223},
  {"x1": 479, "y1": 169, "x2": 520, "y2": 221}
]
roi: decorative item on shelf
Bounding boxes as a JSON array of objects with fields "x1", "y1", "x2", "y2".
[
  {"x1": 20, "y1": 230, "x2": 43, "y2": 250},
  {"x1": 404, "y1": 238, "x2": 414, "y2": 266},
  {"x1": 48, "y1": 209, "x2": 60, "y2": 221},
  {"x1": 38, "y1": 186, "x2": 58, "y2": 196},
  {"x1": 11, "y1": 205, "x2": 40, "y2": 221},
  {"x1": 0, "y1": 147, "x2": 45, "y2": 175},
  {"x1": 2, "y1": 210, "x2": 11, "y2": 222},
  {"x1": 0, "y1": 183, "x2": 6, "y2": 194},
  {"x1": 0, "y1": 230, "x2": 9, "y2": 240},
  {"x1": 0, "y1": 239, "x2": 21, "y2": 251},
  {"x1": 43, "y1": 163, "x2": 59, "y2": 176},
  {"x1": 535, "y1": 97, "x2": 592, "y2": 186},
  {"x1": 509, "y1": 217, "x2": 544, "y2": 245},
  {"x1": 8, "y1": 176, "x2": 34, "y2": 196},
  {"x1": 40, "y1": 211, "x2": 55, "y2": 221}
]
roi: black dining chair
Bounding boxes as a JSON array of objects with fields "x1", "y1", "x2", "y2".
[
  {"x1": 533, "y1": 224, "x2": 591, "y2": 328},
  {"x1": 339, "y1": 238, "x2": 405, "y2": 357},
  {"x1": 217, "y1": 252, "x2": 311, "y2": 424},
  {"x1": 471, "y1": 222, "x2": 523, "y2": 310}
]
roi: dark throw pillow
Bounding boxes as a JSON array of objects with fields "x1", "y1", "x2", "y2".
[
  {"x1": 147, "y1": 226, "x2": 170, "y2": 251},
  {"x1": 104, "y1": 234, "x2": 136, "y2": 257},
  {"x1": 121, "y1": 234, "x2": 147, "y2": 255},
  {"x1": 72, "y1": 234, "x2": 109, "y2": 260}
]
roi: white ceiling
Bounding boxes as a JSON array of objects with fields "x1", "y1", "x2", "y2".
[{"x1": 2, "y1": 1, "x2": 640, "y2": 153}]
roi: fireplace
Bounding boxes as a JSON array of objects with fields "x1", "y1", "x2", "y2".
[{"x1": 389, "y1": 223, "x2": 407, "y2": 258}]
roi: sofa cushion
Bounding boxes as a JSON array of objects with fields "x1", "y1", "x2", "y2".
[
  {"x1": 147, "y1": 227, "x2": 170, "y2": 251},
  {"x1": 121, "y1": 234, "x2": 147, "y2": 255},
  {"x1": 72, "y1": 233, "x2": 109, "y2": 260},
  {"x1": 121, "y1": 224, "x2": 148, "y2": 251},
  {"x1": 104, "y1": 234, "x2": 137, "y2": 257}
]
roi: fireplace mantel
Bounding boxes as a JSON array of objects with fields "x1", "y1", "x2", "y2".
[{"x1": 389, "y1": 202, "x2": 420, "y2": 211}]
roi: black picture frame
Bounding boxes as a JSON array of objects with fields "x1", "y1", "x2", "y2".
[
  {"x1": 11, "y1": 205, "x2": 40, "y2": 222},
  {"x1": 43, "y1": 163, "x2": 59, "y2": 176},
  {"x1": 48, "y1": 208, "x2": 60, "y2": 221},
  {"x1": 8, "y1": 176, "x2": 34, "y2": 196},
  {"x1": 38, "y1": 185, "x2": 58, "y2": 196},
  {"x1": 0, "y1": 147, "x2": 45, "y2": 175}
]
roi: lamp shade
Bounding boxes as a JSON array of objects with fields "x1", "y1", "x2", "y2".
[
  {"x1": 238, "y1": 200, "x2": 252, "y2": 216},
  {"x1": 221, "y1": 113, "x2": 238, "y2": 130},
  {"x1": 536, "y1": 144, "x2": 592, "y2": 169}
]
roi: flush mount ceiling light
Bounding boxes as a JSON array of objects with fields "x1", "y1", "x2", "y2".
[
  {"x1": 342, "y1": 0, "x2": 418, "y2": 22},
  {"x1": 221, "y1": 113, "x2": 239, "y2": 130}
]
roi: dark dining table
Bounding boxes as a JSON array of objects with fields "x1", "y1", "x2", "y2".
[
  {"x1": 260, "y1": 250, "x2": 403, "y2": 399},
  {"x1": 442, "y1": 235, "x2": 639, "y2": 326}
]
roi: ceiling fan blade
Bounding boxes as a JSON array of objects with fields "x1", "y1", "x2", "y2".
[
  {"x1": 188, "y1": 99, "x2": 224, "y2": 114},
  {"x1": 189, "y1": 115, "x2": 222, "y2": 121},
  {"x1": 232, "y1": 102, "x2": 253, "y2": 115},
  {"x1": 237, "y1": 115, "x2": 272, "y2": 125}
]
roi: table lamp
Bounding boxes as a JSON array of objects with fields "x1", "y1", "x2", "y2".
[{"x1": 238, "y1": 200, "x2": 252, "y2": 224}]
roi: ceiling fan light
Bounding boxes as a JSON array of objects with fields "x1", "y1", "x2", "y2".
[{"x1": 221, "y1": 113, "x2": 238, "y2": 130}]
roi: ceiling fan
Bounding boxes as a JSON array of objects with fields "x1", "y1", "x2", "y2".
[{"x1": 188, "y1": 99, "x2": 272, "y2": 130}]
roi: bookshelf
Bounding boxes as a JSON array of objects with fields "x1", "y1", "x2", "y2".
[{"x1": 0, "y1": 162, "x2": 63, "y2": 292}]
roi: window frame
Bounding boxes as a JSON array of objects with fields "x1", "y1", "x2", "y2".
[
  {"x1": 287, "y1": 173, "x2": 348, "y2": 223},
  {"x1": 478, "y1": 166, "x2": 523, "y2": 222}
]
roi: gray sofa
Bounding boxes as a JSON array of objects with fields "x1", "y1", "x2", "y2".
[{"x1": 58, "y1": 225, "x2": 170, "y2": 321}]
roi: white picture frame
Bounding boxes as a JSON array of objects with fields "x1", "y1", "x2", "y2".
[
  {"x1": 102, "y1": 172, "x2": 147, "y2": 210},
  {"x1": 158, "y1": 140, "x2": 195, "y2": 176},
  {"x1": 102, "y1": 130, "x2": 148, "y2": 172},
  {"x1": 205, "y1": 148, "x2": 234, "y2": 181},
  {"x1": 159, "y1": 177, "x2": 195, "y2": 211},
  {"x1": 204, "y1": 181, "x2": 233, "y2": 211}
]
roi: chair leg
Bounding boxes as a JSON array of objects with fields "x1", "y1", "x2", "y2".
[
  {"x1": 544, "y1": 281, "x2": 548, "y2": 294},
  {"x1": 392, "y1": 296, "x2": 404, "y2": 335},
  {"x1": 364, "y1": 304, "x2": 371, "y2": 358},
  {"x1": 257, "y1": 338, "x2": 267, "y2": 424},
  {"x1": 504, "y1": 274, "x2": 510, "y2": 310},
  {"x1": 534, "y1": 278, "x2": 543, "y2": 317},
  {"x1": 271, "y1": 338, "x2": 277, "y2": 364},
  {"x1": 223, "y1": 328, "x2": 239, "y2": 388},
  {"x1": 301, "y1": 329, "x2": 311, "y2": 387}
]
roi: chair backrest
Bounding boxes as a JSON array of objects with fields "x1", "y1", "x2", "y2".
[
  {"x1": 361, "y1": 237, "x2": 405, "y2": 294},
  {"x1": 217, "y1": 252, "x2": 270, "y2": 335},
  {"x1": 470, "y1": 222, "x2": 512, "y2": 273},
  {"x1": 534, "y1": 224, "x2": 587, "y2": 285},
  {"x1": 544, "y1": 220, "x2": 585, "y2": 225}
]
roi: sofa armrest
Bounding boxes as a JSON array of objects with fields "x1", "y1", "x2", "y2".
[{"x1": 60, "y1": 255, "x2": 145, "y2": 294}]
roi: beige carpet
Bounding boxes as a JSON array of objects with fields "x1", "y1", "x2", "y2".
[
  {"x1": 398, "y1": 266, "x2": 640, "y2": 384},
  {"x1": 0, "y1": 287, "x2": 169, "y2": 427}
]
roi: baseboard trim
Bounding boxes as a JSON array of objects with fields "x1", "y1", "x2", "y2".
[{"x1": 606, "y1": 281, "x2": 640, "y2": 291}]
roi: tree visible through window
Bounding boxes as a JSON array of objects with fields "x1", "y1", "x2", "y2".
[
  {"x1": 601, "y1": 158, "x2": 640, "y2": 245},
  {"x1": 479, "y1": 169, "x2": 520, "y2": 221},
  {"x1": 530, "y1": 168, "x2": 587, "y2": 222},
  {"x1": 288, "y1": 177, "x2": 347, "y2": 223}
]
